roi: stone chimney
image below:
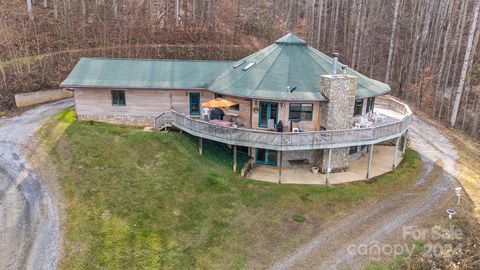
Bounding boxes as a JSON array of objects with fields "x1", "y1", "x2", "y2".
[
  {"x1": 319, "y1": 74, "x2": 357, "y2": 130},
  {"x1": 315, "y1": 73, "x2": 358, "y2": 173}
]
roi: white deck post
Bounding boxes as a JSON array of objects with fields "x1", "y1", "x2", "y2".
[
  {"x1": 402, "y1": 129, "x2": 408, "y2": 156},
  {"x1": 393, "y1": 136, "x2": 400, "y2": 169},
  {"x1": 199, "y1": 137, "x2": 203, "y2": 155},
  {"x1": 233, "y1": 145, "x2": 237, "y2": 173},
  {"x1": 366, "y1": 144, "x2": 374, "y2": 179},
  {"x1": 326, "y1": 148, "x2": 332, "y2": 185},
  {"x1": 278, "y1": 151, "x2": 283, "y2": 184}
]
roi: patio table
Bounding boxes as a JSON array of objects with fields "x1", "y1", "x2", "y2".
[{"x1": 210, "y1": 119, "x2": 232, "y2": 127}]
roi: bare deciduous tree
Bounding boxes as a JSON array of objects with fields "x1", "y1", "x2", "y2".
[{"x1": 451, "y1": 0, "x2": 480, "y2": 127}]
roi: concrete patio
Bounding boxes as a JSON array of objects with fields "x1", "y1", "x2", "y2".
[{"x1": 247, "y1": 145, "x2": 403, "y2": 185}]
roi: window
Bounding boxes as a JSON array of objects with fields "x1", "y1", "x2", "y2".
[
  {"x1": 229, "y1": 104, "x2": 240, "y2": 111},
  {"x1": 289, "y1": 103, "x2": 313, "y2": 121},
  {"x1": 349, "y1": 146, "x2": 358, "y2": 155},
  {"x1": 111, "y1": 90, "x2": 126, "y2": 106},
  {"x1": 353, "y1": 99, "x2": 363, "y2": 116},
  {"x1": 366, "y1": 97, "x2": 375, "y2": 113}
]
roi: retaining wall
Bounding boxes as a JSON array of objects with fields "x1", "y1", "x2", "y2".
[{"x1": 14, "y1": 89, "x2": 73, "y2": 108}]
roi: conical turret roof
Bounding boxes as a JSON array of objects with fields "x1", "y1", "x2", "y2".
[{"x1": 208, "y1": 33, "x2": 390, "y2": 101}]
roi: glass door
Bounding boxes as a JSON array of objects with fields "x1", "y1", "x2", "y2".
[
  {"x1": 258, "y1": 102, "x2": 278, "y2": 128},
  {"x1": 189, "y1": 93, "x2": 200, "y2": 115},
  {"x1": 256, "y1": 148, "x2": 278, "y2": 166}
]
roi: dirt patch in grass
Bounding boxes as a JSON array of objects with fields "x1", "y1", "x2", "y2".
[{"x1": 40, "y1": 110, "x2": 422, "y2": 269}]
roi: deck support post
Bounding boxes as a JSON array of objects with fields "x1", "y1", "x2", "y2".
[
  {"x1": 326, "y1": 148, "x2": 332, "y2": 185},
  {"x1": 233, "y1": 145, "x2": 237, "y2": 173},
  {"x1": 278, "y1": 151, "x2": 283, "y2": 184},
  {"x1": 402, "y1": 129, "x2": 408, "y2": 156},
  {"x1": 393, "y1": 136, "x2": 400, "y2": 170},
  {"x1": 198, "y1": 137, "x2": 203, "y2": 155},
  {"x1": 366, "y1": 144, "x2": 374, "y2": 179}
]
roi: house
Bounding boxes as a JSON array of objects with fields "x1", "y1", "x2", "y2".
[{"x1": 61, "y1": 33, "x2": 411, "y2": 183}]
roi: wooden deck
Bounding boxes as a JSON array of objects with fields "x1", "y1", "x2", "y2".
[{"x1": 154, "y1": 96, "x2": 412, "y2": 151}]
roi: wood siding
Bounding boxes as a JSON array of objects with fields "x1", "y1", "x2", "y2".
[
  {"x1": 74, "y1": 88, "x2": 213, "y2": 117},
  {"x1": 221, "y1": 94, "x2": 252, "y2": 128},
  {"x1": 251, "y1": 99, "x2": 324, "y2": 131},
  {"x1": 74, "y1": 88, "x2": 325, "y2": 131}
]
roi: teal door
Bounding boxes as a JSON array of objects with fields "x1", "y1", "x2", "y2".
[
  {"x1": 189, "y1": 93, "x2": 200, "y2": 115},
  {"x1": 256, "y1": 148, "x2": 278, "y2": 166},
  {"x1": 258, "y1": 102, "x2": 278, "y2": 128}
]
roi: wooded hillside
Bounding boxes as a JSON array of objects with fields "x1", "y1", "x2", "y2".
[{"x1": 1, "y1": 0, "x2": 480, "y2": 140}]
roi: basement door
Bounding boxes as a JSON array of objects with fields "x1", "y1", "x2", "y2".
[{"x1": 256, "y1": 148, "x2": 278, "y2": 166}]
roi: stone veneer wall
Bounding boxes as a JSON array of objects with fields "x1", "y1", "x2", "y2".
[
  {"x1": 77, "y1": 114, "x2": 155, "y2": 127},
  {"x1": 281, "y1": 150, "x2": 316, "y2": 167},
  {"x1": 317, "y1": 75, "x2": 357, "y2": 173}
]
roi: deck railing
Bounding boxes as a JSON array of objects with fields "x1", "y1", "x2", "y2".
[
  {"x1": 153, "y1": 112, "x2": 172, "y2": 130},
  {"x1": 155, "y1": 96, "x2": 412, "y2": 150}
]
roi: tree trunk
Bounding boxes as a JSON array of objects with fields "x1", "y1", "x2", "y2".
[
  {"x1": 113, "y1": 0, "x2": 118, "y2": 18},
  {"x1": 470, "y1": 93, "x2": 480, "y2": 139},
  {"x1": 26, "y1": 0, "x2": 34, "y2": 20},
  {"x1": 435, "y1": 0, "x2": 454, "y2": 117},
  {"x1": 450, "y1": 0, "x2": 480, "y2": 127},
  {"x1": 316, "y1": 0, "x2": 323, "y2": 48},
  {"x1": 385, "y1": 0, "x2": 401, "y2": 83},
  {"x1": 460, "y1": 22, "x2": 480, "y2": 130},
  {"x1": 81, "y1": 0, "x2": 86, "y2": 20},
  {"x1": 53, "y1": 0, "x2": 58, "y2": 20},
  {"x1": 351, "y1": 0, "x2": 363, "y2": 69},
  {"x1": 193, "y1": 0, "x2": 196, "y2": 23},
  {"x1": 331, "y1": 0, "x2": 340, "y2": 52},
  {"x1": 406, "y1": 0, "x2": 422, "y2": 87},
  {"x1": 175, "y1": 0, "x2": 180, "y2": 27},
  {"x1": 442, "y1": 0, "x2": 467, "y2": 118}
]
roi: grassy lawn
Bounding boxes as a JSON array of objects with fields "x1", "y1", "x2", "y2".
[{"x1": 39, "y1": 109, "x2": 422, "y2": 269}]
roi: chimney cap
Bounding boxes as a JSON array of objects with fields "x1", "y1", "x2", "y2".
[{"x1": 333, "y1": 52, "x2": 339, "y2": 58}]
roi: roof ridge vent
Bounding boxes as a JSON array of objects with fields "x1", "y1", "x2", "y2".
[
  {"x1": 233, "y1": 60, "x2": 246, "y2": 69},
  {"x1": 242, "y1": 62, "x2": 256, "y2": 71}
]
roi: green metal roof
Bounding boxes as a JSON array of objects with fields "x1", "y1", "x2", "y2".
[
  {"x1": 60, "y1": 58, "x2": 234, "y2": 89},
  {"x1": 208, "y1": 33, "x2": 390, "y2": 100},
  {"x1": 61, "y1": 33, "x2": 390, "y2": 100}
]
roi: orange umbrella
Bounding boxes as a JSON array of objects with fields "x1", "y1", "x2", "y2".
[{"x1": 201, "y1": 98, "x2": 238, "y2": 108}]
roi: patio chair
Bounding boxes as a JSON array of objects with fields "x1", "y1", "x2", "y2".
[
  {"x1": 359, "y1": 117, "x2": 372, "y2": 128},
  {"x1": 376, "y1": 113, "x2": 387, "y2": 122},
  {"x1": 267, "y1": 119, "x2": 275, "y2": 130},
  {"x1": 298, "y1": 121, "x2": 306, "y2": 132}
]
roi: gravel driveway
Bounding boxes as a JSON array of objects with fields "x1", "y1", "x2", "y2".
[
  {"x1": 270, "y1": 115, "x2": 460, "y2": 269},
  {"x1": 0, "y1": 99, "x2": 73, "y2": 270}
]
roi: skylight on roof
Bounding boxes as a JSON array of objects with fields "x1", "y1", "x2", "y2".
[
  {"x1": 233, "y1": 60, "x2": 246, "y2": 69},
  {"x1": 242, "y1": 62, "x2": 255, "y2": 71}
]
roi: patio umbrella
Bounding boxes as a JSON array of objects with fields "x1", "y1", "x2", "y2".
[{"x1": 201, "y1": 98, "x2": 238, "y2": 108}]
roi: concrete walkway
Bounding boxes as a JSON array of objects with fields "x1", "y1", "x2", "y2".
[{"x1": 247, "y1": 145, "x2": 402, "y2": 185}]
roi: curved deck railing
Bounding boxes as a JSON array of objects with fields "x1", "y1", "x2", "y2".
[{"x1": 155, "y1": 96, "x2": 412, "y2": 151}]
